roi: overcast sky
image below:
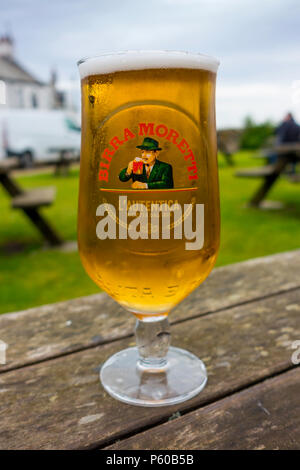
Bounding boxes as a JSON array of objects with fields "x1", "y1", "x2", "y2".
[{"x1": 2, "y1": 0, "x2": 300, "y2": 127}]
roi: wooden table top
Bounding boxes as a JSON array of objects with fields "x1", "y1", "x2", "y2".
[
  {"x1": 274, "y1": 143, "x2": 300, "y2": 153},
  {"x1": 0, "y1": 158, "x2": 19, "y2": 174},
  {"x1": 0, "y1": 250, "x2": 299, "y2": 450}
]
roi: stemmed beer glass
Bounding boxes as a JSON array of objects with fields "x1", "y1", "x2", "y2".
[{"x1": 78, "y1": 51, "x2": 220, "y2": 406}]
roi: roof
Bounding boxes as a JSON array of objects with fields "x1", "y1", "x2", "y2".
[{"x1": 0, "y1": 56, "x2": 44, "y2": 85}]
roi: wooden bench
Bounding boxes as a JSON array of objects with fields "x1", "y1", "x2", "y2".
[
  {"x1": 0, "y1": 250, "x2": 299, "y2": 449},
  {"x1": 11, "y1": 187, "x2": 56, "y2": 209},
  {"x1": 236, "y1": 165, "x2": 277, "y2": 178},
  {"x1": 0, "y1": 159, "x2": 63, "y2": 246}
]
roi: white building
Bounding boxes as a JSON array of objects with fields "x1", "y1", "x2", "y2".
[{"x1": 0, "y1": 35, "x2": 66, "y2": 110}]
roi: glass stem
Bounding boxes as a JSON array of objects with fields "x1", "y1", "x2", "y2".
[{"x1": 135, "y1": 317, "x2": 171, "y2": 370}]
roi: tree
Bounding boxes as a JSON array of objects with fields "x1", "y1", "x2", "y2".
[{"x1": 240, "y1": 116, "x2": 275, "y2": 149}]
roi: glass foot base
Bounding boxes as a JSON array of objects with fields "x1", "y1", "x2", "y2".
[{"x1": 100, "y1": 346, "x2": 207, "y2": 407}]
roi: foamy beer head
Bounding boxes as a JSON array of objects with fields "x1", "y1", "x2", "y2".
[
  {"x1": 78, "y1": 50, "x2": 219, "y2": 77},
  {"x1": 78, "y1": 51, "x2": 220, "y2": 318}
]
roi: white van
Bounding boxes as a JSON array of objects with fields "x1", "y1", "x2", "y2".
[{"x1": 0, "y1": 109, "x2": 81, "y2": 166}]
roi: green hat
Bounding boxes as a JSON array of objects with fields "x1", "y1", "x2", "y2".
[{"x1": 136, "y1": 137, "x2": 162, "y2": 151}]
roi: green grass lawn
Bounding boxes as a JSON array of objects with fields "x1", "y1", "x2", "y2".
[{"x1": 0, "y1": 152, "x2": 299, "y2": 314}]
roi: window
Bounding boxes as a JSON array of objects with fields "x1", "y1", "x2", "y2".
[
  {"x1": 0, "y1": 80, "x2": 6, "y2": 104},
  {"x1": 17, "y1": 88, "x2": 24, "y2": 107},
  {"x1": 31, "y1": 93, "x2": 38, "y2": 108},
  {"x1": 65, "y1": 117, "x2": 81, "y2": 132}
]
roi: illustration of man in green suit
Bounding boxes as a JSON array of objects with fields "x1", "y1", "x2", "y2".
[{"x1": 119, "y1": 137, "x2": 174, "y2": 189}]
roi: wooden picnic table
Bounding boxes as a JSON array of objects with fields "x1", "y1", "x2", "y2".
[
  {"x1": 0, "y1": 158, "x2": 63, "y2": 246},
  {"x1": 0, "y1": 250, "x2": 299, "y2": 450},
  {"x1": 236, "y1": 143, "x2": 300, "y2": 207},
  {"x1": 217, "y1": 129, "x2": 242, "y2": 166},
  {"x1": 47, "y1": 147, "x2": 80, "y2": 176}
]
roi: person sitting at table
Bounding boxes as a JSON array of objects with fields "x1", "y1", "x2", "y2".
[{"x1": 268, "y1": 113, "x2": 300, "y2": 173}]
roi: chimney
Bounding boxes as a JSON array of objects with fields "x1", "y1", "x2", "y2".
[
  {"x1": 0, "y1": 35, "x2": 14, "y2": 58},
  {"x1": 50, "y1": 69, "x2": 57, "y2": 86}
]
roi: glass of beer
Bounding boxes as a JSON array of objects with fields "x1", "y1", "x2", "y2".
[{"x1": 78, "y1": 51, "x2": 220, "y2": 406}]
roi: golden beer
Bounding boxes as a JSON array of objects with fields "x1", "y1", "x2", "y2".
[
  {"x1": 78, "y1": 51, "x2": 220, "y2": 406},
  {"x1": 78, "y1": 53, "x2": 220, "y2": 319}
]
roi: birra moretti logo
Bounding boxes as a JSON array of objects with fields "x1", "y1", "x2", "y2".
[{"x1": 96, "y1": 196, "x2": 204, "y2": 250}]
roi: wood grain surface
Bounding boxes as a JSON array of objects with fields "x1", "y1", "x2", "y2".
[
  {"x1": 106, "y1": 367, "x2": 300, "y2": 450},
  {"x1": 0, "y1": 250, "x2": 299, "y2": 373},
  {"x1": 0, "y1": 285, "x2": 299, "y2": 449}
]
